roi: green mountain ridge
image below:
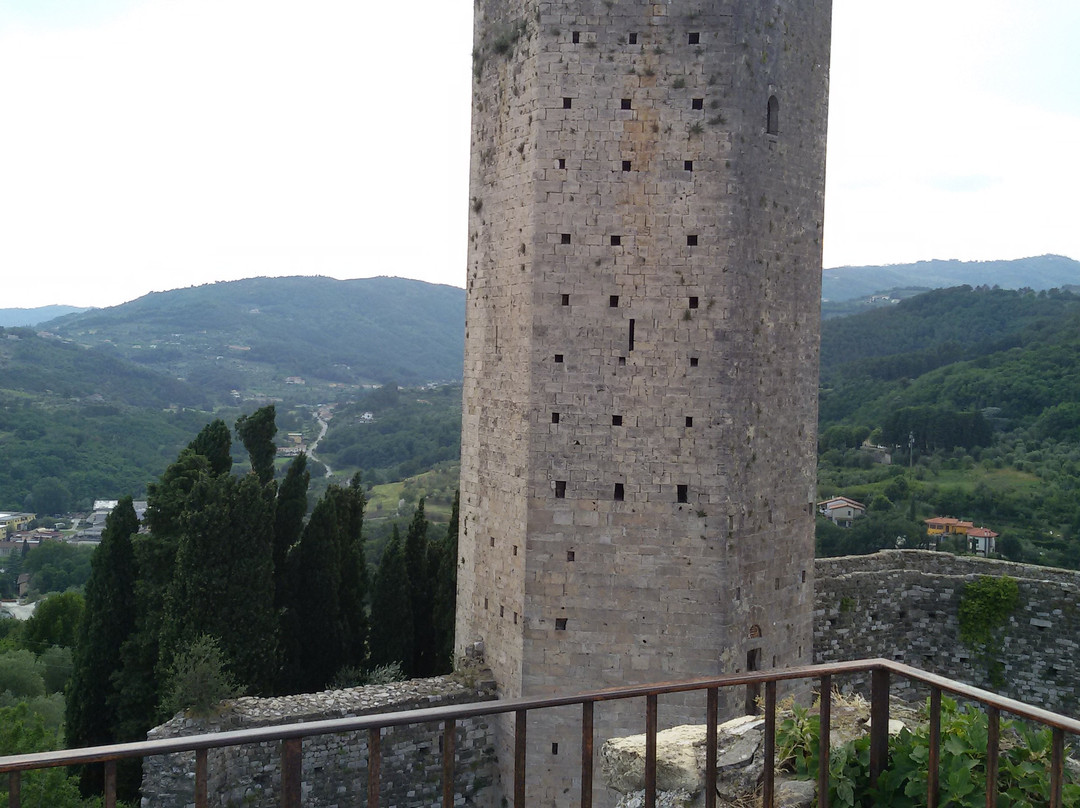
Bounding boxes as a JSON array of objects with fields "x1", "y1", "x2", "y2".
[
  {"x1": 43, "y1": 276, "x2": 466, "y2": 397},
  {"x1": 822, "y1": 255, "x2": 1080, "y2": 302}
]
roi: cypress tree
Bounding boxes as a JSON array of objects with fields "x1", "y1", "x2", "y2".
[
  {"x1": 403, "y1": 499, "x2": 434, "y2": 677},
  {"x1": 281, "y1": 489, "x2": 343, "y2": 693},
  {"x1": 369, "y1": 525, "x2": 413, "y2": 671},
  {"x1": 161, "y1": 471, "x2": 278, "y2": 697},
  {"x1": 186, "y1": 418, "x2": 233, "y2": 476},
  {"x1": 66, "y1": 497, "x2": 138, "y2": 795},
  {"x1": 274, "y1": 453, "x2": 309, "y2": 609},
  {"x1": 430, "y1": 490, "x2": 459, "y2": 674},
  {"x1": 336, "y1": 474, "x2": 369, "y2": 673},
  {"x1": 235, "y1": 405, "x2": 277, "y2": 485}
]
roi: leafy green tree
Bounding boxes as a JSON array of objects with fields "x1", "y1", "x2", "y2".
[
  {"x1": 368, "y1": 525, "x2": 413, "y2": 671},
  {"x1": 0, "y1": 703, "x2": 89, "y2": 808},
  {"x1": 30, "y1": 476, "x2": 71, "y2": 516},
  {"x1": 162, "y1": 634, "x2": 242, "y2": 717},
  {"x1": 38, "y1": 645, "x2": 73, "y2": 695},
  {"x1": 23, "y1": 590, "x2": 84, "y2": 651},
  {"x1": 65, "y1": 496, "x2": 138, "y2": 796},
  {"x1": 0, "y1": 649, "x2": 46, "y2": 699},
  {"x1": 236, "y1": 405, "x2": 277, "y2": 485},
  {"x1": 22, "y1": 542, "x2": 94, "y2": 595}
]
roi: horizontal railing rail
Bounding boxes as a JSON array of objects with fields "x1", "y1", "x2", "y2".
[{"x1": 2, "y1": 658, "x2": 1077, "y2": 808}]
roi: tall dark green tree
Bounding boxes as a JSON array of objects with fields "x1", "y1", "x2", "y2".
[
  {"x1": 335, "y1": 474, "x2": 369, "y2": 672},
  {"x1": 65, "y1": 497, "x2": 138, "y2": 795},
  {"x1": 161, "y1": 471, "x2": 277, "y2": 696},
  {"x1": 403, "y1": 499, "x2": 434, "y2": 677},
  {"x1": 430, "y1": 490, "x2": 459, "y2": 674},
  {"x1": 368, "y1": 525, "x2": 413, "y2": 671},
  {"x1": 235, "y1": 405, "x2": 277, "y2": 485},
  {"x1": 186, "y1": 418, "x2": 233, "y2": 475},
  {"x1": 273, "y1": 453, "x2": 309, "y2": 610},
  {"x1": 281, "y1": 475, "x2": 368, "y2": 693}
]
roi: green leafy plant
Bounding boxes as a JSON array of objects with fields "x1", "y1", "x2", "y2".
[
  {"x1": 776, "y1": 695, "x2": 1080, "y2": 807},
  {"x1": 163, "y1": 634, "x2": 242, "y2": 717},
  {"x1": 958, "y1": 575, "x2": 1019, "y2": 685}
]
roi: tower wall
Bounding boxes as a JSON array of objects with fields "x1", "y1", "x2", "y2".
[{"x1": 458, "y1": 1, "x2": 831, "y2": 803}]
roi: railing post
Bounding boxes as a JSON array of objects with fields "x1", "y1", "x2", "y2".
[
  {"x1": 514, "y1": 709, "x2": 527, "y2": 808},
  {"x1": 645, "y1": 694, "x2": 657, "y2": 808},
  {"x1": 985, "y1": 707, "x2": 999, "y2": 808},
  {"x1": 705, "y1": 687, "x2": 718, "y2": 808},
  {"x1": 1050, "y1": 727, "x2": 1065, "y2": 808},
  {"x1": 8, "y1": 771, "x2": 19, "y2": 808},
  {"x1": 368, "y1": 728, "x2": 381, "y2": 808},
  {"x1": 195, "y1": 748, "x2": 209, "y2": 808},
  {"x1": 581, "y1": 701, "x2": 594, "y2": 808},
  {"x1": 818, "y1": 675, "x2": 831, "y2": 808},
  {"x1": 869, "y1": 667, "x2": 890, "y2": 789},
  {"x1": 763, "y1": 680, "x2": 776, "y2": 808},
  {"x1": 104, "y1": 760, "x2": 117, "y2": 808},
  {"x1": 281, "y1": 737, "x2": 302, "y2": 808},
  {"x1": 442, "y1": 719, "x2": 455, "y2": 808},
  {"x1": 928, "y1": 687, "x2": 941, "y2": 808}
]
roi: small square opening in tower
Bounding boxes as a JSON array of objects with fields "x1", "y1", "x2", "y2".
[
  {"x1": 555, "y1": 480, "x2": 566, "y2": 498},
  {"x1": 692, "y1": 98, "x2": 704, "y2": 110},
  {"x1": 685, "y1": 160, "x2": 693, "y2": 171},
  {"x1": 551, "y1": 412, "x2": 560, "y2": 424},
  {"x1": 621, "y1": 98, "x2": 632, "y2": 110},
  {"x1": 685, "y1": 416, "x2": 693, "y2": 427},
  {"x1": 561, "y1": 233, "x2": 571, "y2": 244},
  {"x1": 688, "y1": 32, "x2": 700, "y2": 45},
  {"x1": 513, "y1": 545, "x2": 518, "y2": 556},
  {"x1": 558, "y1": 158, "x2": 566, "y2": 169},
  {"x1": 572, "y1": 31, "x2": 580, "y2": 44},
  {"x1": 614, "y1": 483, "x2": 625, "y2": 501},
  {"x1": 677, "y1": 484, "x2": 688, "y2": 503},
  {"x1": 567, "y1": 550, "x2": 575, "y2": 561},
  {"x1": 500, "y1": 605, "x2": 504, "y2": 617},
  {"x1": 552, "y1": 743, "x2": 559, "y2": 755},
  {"x1": 561, "y1": 293, "x2": 570, "y2": 306},
  {"x1": 490, "y1": 536, "x2": 495, "y2": 547},
  {"x1": 690, "y1": 356, "x2": 699, "y2": 367},
  {"x1": 555, "y1": 618, "x2": 568, "y2": 631},
  {"x1": 628, "y1": 32, "x2": 638, "y2": 45},
  {"x1": 621, "y1": 160, "x2": 631, "y2": 172},
  {"x1": 689, "y1": 296, "x2": 699, "y2": 308},
  {"x1": 610, "y1": 235, "x2": 622, "y2": 246},
  {"x1": 687, "y1": 235, "x2": 698, "y2": 246},
  {"x1": 612, "y1": 415, "x2": 623, "y2": 427},
  {"x1": 484, "y1": 597, "x2": 489, "y2": 609},
  {"x1": 618, "y1": 356, "x2": 626, "y2": 366},
  {"x1": 563, "y1": 97, "x2": 573, "y2": 109},
  {"x1": 609, "y1": 295, "x2": 619, "y2": 307},
  {"x1": 554, "y1": 354, "x2": 564, "y2": 363}
]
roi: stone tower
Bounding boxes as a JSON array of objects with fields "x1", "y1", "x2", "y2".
[{"x1": 457, "y1": 0, "x2": 831, "y2": 802}]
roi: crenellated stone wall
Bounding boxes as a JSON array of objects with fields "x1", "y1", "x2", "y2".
[
  {"x1": 813, "y1": 550, "x2": 1080, "y2": 715},
  {"x1": 140, "y1": 670, "x2": 500, "y2": 808}
]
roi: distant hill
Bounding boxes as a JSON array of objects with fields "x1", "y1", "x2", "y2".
[
  {"x1": 819, "y1": 285, "x2": 1080, "y2": 427},
  {"x1": 822, "y1": 255, "x2": 1080, "y2": 302},
  {"x1": 0, "y1": 306, "x2": 87, "y2": 327},
  {"x1": 43, "y1": 276, "x2": 466, "y2": 397}
]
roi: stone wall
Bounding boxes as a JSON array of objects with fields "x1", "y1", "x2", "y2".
[
  {"x1": 814, "y1": 550, "x2": 1080, "y2": 715},
  {"x1": 141, "y1": 672, "x2": 499, "y2": 808}
]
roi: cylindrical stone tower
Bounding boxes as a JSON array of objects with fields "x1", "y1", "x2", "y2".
[{"x1": 457, "y1": 1, "x2": 831, "y2": 803}]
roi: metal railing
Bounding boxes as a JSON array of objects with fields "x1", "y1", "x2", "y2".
[{"x1": 2, "y1": 657, "x2": 1078, "y2": 808}]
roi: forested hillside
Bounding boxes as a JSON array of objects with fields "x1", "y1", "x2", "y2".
[
  {"x1": 43, "y1": 276, "x2": 465, "y2": 395},
  {"x1": 817, "y1": 286, "x2": 1080, "y2": 567}
]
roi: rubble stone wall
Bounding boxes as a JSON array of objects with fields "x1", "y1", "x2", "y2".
[
  {"x1": 814, "y1": 550, "x2": 1080, "y2": 715},
  {"x1": 140, "y1": 672, "x2": 499, "y2": 808}
]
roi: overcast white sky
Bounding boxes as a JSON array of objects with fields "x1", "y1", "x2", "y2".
[{"x1": 1, "y1": 1, "x2": 1077, "y2": 309}]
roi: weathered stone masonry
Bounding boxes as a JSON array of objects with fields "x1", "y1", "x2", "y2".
[
  {"x1": 458, "y1": 1, "x2": 831, "y2": 804},
  {"x1": 140, "y1": 673, "x2": 499, "y2": 808},
  {"x1": 814, "y1": 550, "x2": 1080, "y2": 715}
]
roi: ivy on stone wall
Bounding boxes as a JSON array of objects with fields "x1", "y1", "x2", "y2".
[{"x1": 958, "y1": 575, "x2": 1019, "y2": 686}]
